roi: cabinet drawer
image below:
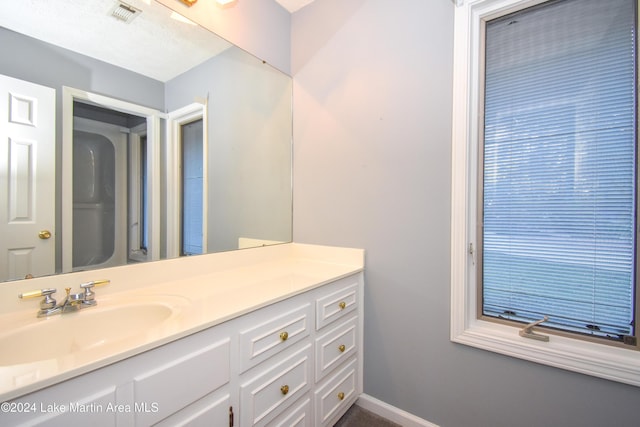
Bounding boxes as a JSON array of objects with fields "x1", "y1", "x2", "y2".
[
  {"x1": 239, "y1": 303, "x2": 311, "y2": 372},
  {"x1": 314, "y1": 358, "x2": 357, "y2": 427},
  {"x1": 315, "y1": 278, "x2": 359, "y2": 330},
  {"x1": 315, "y1": 316, "x2": 357, "y2": 381},
  {"x1": 266, "y1": 396, "x2": 312, "y2": 427},
  {"x1": 241, "y1": 344, "x2": 312, "y2": 426},
  {"x1": 134, "y1": 337, "x2": 230, "y2": 425}
]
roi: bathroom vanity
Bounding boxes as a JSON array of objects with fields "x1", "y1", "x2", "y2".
[{"x1": 0, "y1": 243, "x2": 364, "y2": 426}]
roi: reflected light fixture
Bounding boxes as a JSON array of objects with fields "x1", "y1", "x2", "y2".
[
  {"x1": 170, "y1": 11, "x2": 197, "y2": 25},
  {"x1": 179, "y1": 0, "x2": 236, "y2": 6}
]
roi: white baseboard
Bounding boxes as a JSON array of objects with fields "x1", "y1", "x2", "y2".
[{"x1": 355, "y1": 393, "x2": 439, "y2": 427}]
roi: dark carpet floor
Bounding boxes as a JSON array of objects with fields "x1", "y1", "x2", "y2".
[{"x1": 333, "y1": 405, "x2": 402, "y2": 427}]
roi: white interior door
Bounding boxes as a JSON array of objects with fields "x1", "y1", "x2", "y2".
[{"x1": 0, "y1": 74, "x2": 56, "y2": 281}]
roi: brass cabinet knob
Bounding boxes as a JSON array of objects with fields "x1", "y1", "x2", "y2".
[
  {"x1": 338, "y1": 344, "x2": 346, "y2": 353},
  {"x1": 38, "y1": 230, "x2": 52, "y2": 239},
  {"x1": 338, "y1": 301, "x2": 346, "y2": 310},
  {"x1": 337, "y1": 392, "x2": 345, "y2": 400},
  {"x1": 280, "y1": 331, "x2": 289, "y2": 341},
  {"x1": 280, "y1": 385, "x2": 289, "y2": 395}
]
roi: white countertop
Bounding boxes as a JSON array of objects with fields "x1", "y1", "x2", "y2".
[{"x1": 0, "y1": 243, "x2": 364, "y2": 402}]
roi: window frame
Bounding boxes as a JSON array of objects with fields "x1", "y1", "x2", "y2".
[
  {"x1": 450, "y1": 0, "x2": 640, "y2": 387},
  {"x1": 180, "y1": 118, "x2": 205, "y2": 257},
  {"x1": 128, "y1": 123, "x2": 150, "y2": 263}
]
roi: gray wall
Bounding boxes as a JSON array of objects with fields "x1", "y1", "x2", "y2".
[
  {"x1": 165, "y1": 47, "x2": 293, "y2": 252},
  {"x1": 0, "y1": 28, "x2": 165, "y2": 110},
  {"x1": 291, "y1": 1, "x2": 640, "y2": 426}
]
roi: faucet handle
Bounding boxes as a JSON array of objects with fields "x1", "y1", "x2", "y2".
[
  {"x1": 80, "y1": 280, "x2": 110, "y2": 289},
  {"x1": 80, "y1": 280, "x2": 110, "y2": 304},
  {"x1": 19, "y1": 288, "x2": 57, "y2": 310}
]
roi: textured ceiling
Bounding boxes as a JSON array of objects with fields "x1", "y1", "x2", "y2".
[
  {"x1": 0, "y1": 0, "x2": 314, "y2": 81},
  {"x1": 0, "y1": 0, "x2": 232, "y2": 82}
]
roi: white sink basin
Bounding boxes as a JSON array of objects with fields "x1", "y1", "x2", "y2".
[{"x1": 0, "y1": 302, "x2": 176, "y2": 366}]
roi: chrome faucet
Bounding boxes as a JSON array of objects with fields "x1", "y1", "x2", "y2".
[{"x1": 19, "y1": 280, "x2": 110, "y2": 318}]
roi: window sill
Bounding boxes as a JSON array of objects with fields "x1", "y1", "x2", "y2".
[{"x1": 451, "y1": 318, "x2": 640, "y2": 386}]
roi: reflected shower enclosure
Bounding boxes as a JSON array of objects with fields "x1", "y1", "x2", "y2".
[
  {"x1": 72, "y1": 103, "x2": 146, "y2": 270},
  {"x1": 72, "y1": 130, "x2": 116, "y2": 268}
]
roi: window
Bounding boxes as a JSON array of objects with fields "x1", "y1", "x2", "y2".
[
  {"x1": 450, "y1": 0, "x2": 640, "y2": 386},
  {"x1": 181, "y1": 118, "x2": 204, "y2": 256},
  {"x1": 165, "y1": 103, "x2": 207, "y2": 258},
  {"x1": 482, "y1": 0, "x2": 636, "y2": 342}
]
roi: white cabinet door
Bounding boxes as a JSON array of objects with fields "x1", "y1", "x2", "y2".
[
  {"x1": 133, "y1": 337, "x2": 231, "y2": 426},
  {"x1": 2, "y1": 386, "x2": 119, "y2": 427},
  {"x1": 154, "y1": 390, "x2": 231, "y2": 427}
]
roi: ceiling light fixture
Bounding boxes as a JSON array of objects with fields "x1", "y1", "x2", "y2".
[
  {"x1": 216, "y1": 0, "x2": 236, "y2": 5},
  {"x1": 179, "y1": 0, "x2": 198, "y2": 7}
]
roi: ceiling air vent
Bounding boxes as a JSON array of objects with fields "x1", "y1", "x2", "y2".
[{"x1": 109, "y1": 1, "x2": 142, "y2": 23}]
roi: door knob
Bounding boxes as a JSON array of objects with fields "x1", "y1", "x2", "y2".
[{"x1": 38, "y1": 230, "x2": 52, "y2": 239}]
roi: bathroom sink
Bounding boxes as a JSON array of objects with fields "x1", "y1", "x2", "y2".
[{"x1": 0, "y1": 303, "x2": 176, "y2": 366}]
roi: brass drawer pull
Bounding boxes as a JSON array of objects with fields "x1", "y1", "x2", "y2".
[
  {"x1": 337, "y1": 391, "x2": 345, "y2": 400},
  {"x1": 280, "y1": 331, "x2": 289, "y2": 341},
  {"x1": 281, "y1": 385, "x2": 289, "y2": 395},
  {"x1": 338, "y1": 301, "x2": 346, "y2": 310},
  {"x1": 338, "y1": 344, "x2": 346, "y2": 353}
]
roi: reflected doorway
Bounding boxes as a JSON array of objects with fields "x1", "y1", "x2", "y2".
[{"x1": 62, "y1": 87, "x2": 161, "y2": 274}]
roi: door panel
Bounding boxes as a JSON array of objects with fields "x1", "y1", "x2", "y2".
[{"x1": 0, "y1": 74, "x2": 56, "y2": 281}]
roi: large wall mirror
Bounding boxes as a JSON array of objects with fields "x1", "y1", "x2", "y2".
[{"x1": 0, "y1": 0, "x2": 292, "y2": 283}]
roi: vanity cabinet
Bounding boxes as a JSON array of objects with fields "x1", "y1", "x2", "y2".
[
  {"x1": 4, "y1": 272, "x2": 363, "y2": 427},
  {"x1": 2, "y1": 323, "x2": 234, "y2": 427}
]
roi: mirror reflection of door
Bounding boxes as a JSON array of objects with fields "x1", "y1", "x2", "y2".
[
  {"x1": 181, "y1": 119, "x2": 204, "y2": 256},
  {"x1": 0, "y1": 74, "x2": 55, "y2": 281}
]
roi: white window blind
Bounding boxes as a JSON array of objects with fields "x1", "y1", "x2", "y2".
[{"x1": 482, "y1": 0, "x2": 637, "y2": 340}]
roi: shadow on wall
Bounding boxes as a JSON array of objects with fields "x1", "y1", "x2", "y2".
[{"x1": 291, "y1": 0, "x2": 368, "y2": 74}]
